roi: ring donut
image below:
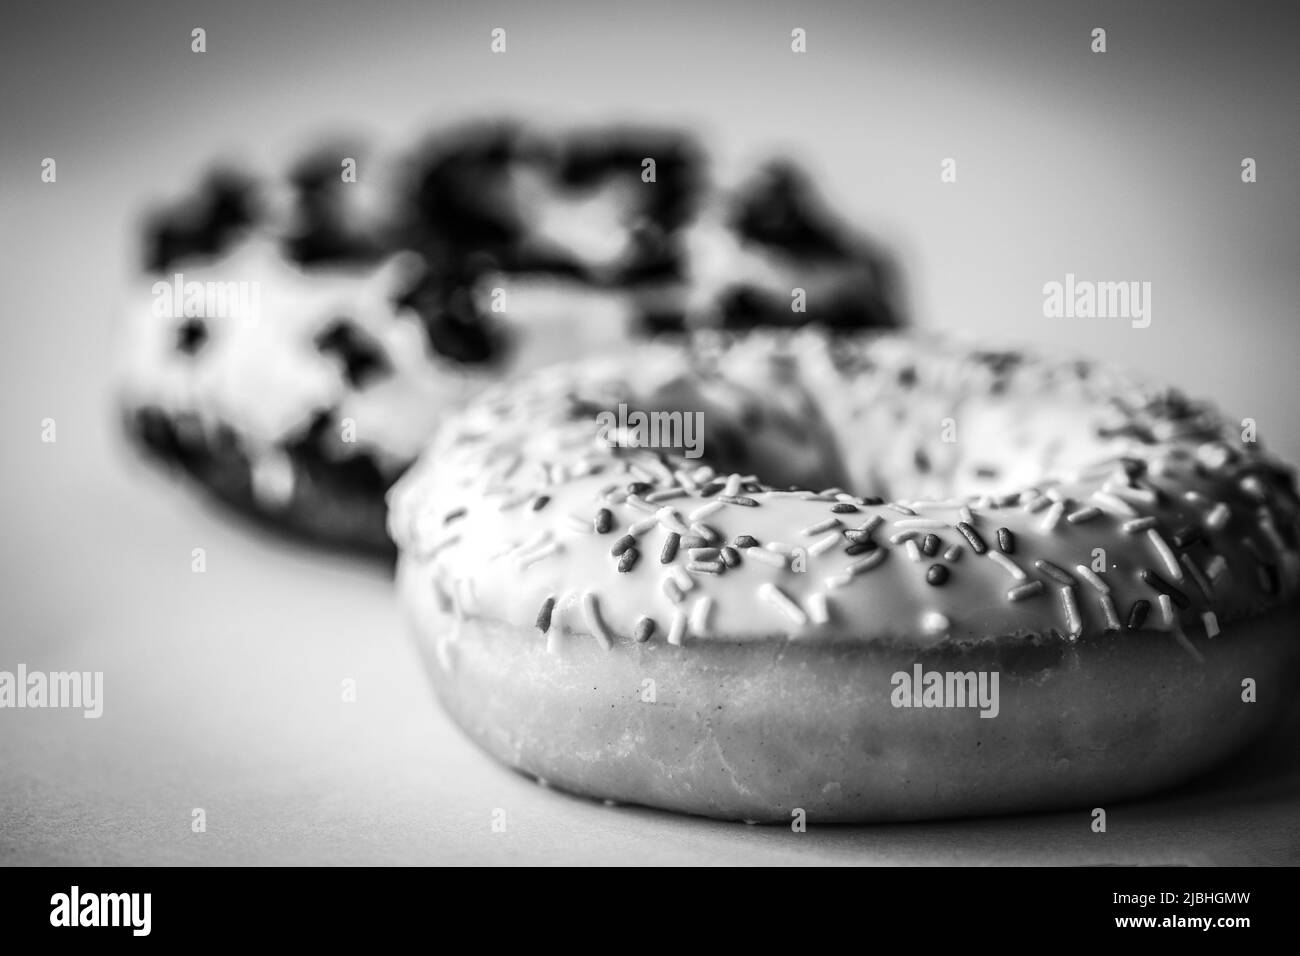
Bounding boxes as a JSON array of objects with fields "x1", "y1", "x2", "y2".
[
  {"x1": 119, "y1": 122, "x2": 901, "y2": 553},
  {"x1": 389, "y1": 330, "x2": 1300, "y2": 822}
]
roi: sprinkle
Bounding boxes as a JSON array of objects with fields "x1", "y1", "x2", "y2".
[
  {"x1": 861, "y1": 515, "x2": 885, "y2": 536},
  {"x1": 905, "y1": 540, "x2": 923, "y2": 562},
  {"x1": 1180, "y1": 553, "x2": 1213, "y2": 600},
  {"x1": 689, "y1": 596, "x2": 714, "y2": 636},
  {"x1": 1170, "y1": 525, "x2": 1202, "y2": 549},
  {"x1": 733, "y1": 534, "x2": 760, "y2": 549},
  {"x1": 594, "y1": 508, "x2": 614, "y2": 534},
  {"x1": 1023, "y1": 495, "x2": 1052, "y2": 513},
  {"x1": 802, "y1": 517, "x2": 842, "y2": 537},
  {"x1": 581, "y1": 591, "x2": 614, "y2": 650},
  {"x1": 959, "y1": 506, "x2": 975, "y2": 525},
  {"x1": 688, "y1": 500, "x2": 724, "y2": 522},
  {"x1": 623, "y1": 494, "x2": 656, "y2": 514},
  {"x1": 610, "y1": 535, "x2": 637, "y2": 556},
  {"x1": 808, "y1": 532, "x2": 841, "y2": 557},
  {"x1": 1204, "y1": 554, "x2": 1227, "y2": 582},
  {"x1": 627, "y1": 482, "x2": 651, "y2": 495},
  {"x1": 845, "y1": 541, "x2": 876, "y2": 556},
  {"x1": 1146, "y1": 529, "x2": 1185, "y2": 581},
  {"x1": 1156, "y1": 593, "x2": 1176, "y2": 629},
  {"x1": 1091, "y1": 491, "x2": 1138, "y2": 518},
  {"x1": 919, "y1": 533, "x2": 940, "y2": 556},
  {"x1": 674, "y1": 470, "x2": 699, "y2": 493},
  {"x1": 955, "y1": 522, "x2": 988, "y2": 554},
  {"x1": 1034, "y1": 559, "x2": 1075, "y2": 586},
  {"x1": 565, "y1": 513, "x2": 595, "y2": 535},
  {"x1": 891, "y1": 518, "x2": 949, "y2": 530},
  {"x1": 720, "y1": 546, "x2": 741, "y2": 567},
  {"x1": 617, "y1": 548, "x2": 640, "y2": 572},
  {"x1": 1066, "y1": 506, "x2": 1101, "y2": 525},
  {"x1": 943, "y1": 544, "x2": 963, "y2": 562},
  {"x1": 719, "y1": 495, "x2": 758, "y2": 507},
  {"x1": 1040, "y1": 501, "x2": 1066, "y2": 532},
  {"x1": 921, "y1": 611, "x2": 950, "y2": 635},
  {"x1": 806, "y1": 592, "x2": 830, "y2": 625},
  {"x1": 744, "y1": 547, "x2": 788, "y2": 570},
  {"x1": 679, "y1": 534, "x2": 709, "y2": 550},
  {"x1": 764, "y1": 541, "x2": 795, "y2": 555},
  {"x1": 988, "y1": 552, "x2": 1026, "y2": 580},
  {"x1": 889, "y1": 530, "x2": 918, "y2": 545},
  {"x1": 1121, "y1": 517, "x2": 1157, "y2": 534},
  {"x1": 443, "y1": 507, "x2": 467, "y2": 525},
  {"x1": 1007, "y1": 580, "x2": 1045, "y2": 602},
  {"x1": 759, "y1": 582, "x2": 807, "y2": 625},
  {"x1": 1111, "y1": 483, "x2": 1157, "y2": 505},
  {"x1": 1204, "y1": 502, "x2": 1231, "y2": 530},
  {"x1": 1202, "y1": 611, "x2": 1220, "y2": 639},
  {"x1": 926, "y1": 564, "x2": 949, "y2": 586},
  {"x1": 687, "y1": 559, "x2": 723, "y2": 575},
  {"x1": 1060, "y1": 586, "x2": 1083, "y2": 639},
  {"x1": 996, "y1": 528, "x2": 1015, "y2": 553},
  {"x1": 667, "y1": 609, "x2": 688, "y2": 645},
  {"x1": 846, "y1": 550, "x2": 888, "y2": 576},
  {"x1": 656, "y1": 507, "x2": 690, "y2": 534},
  {"x1": 662, "y1": 577, "x2": 685, "y2": 604},
  {"x1": 886, "y1": 503, "x2": 917, "y2": 516},
  {"x1": 824, "y1": 573, "x2": 853, "y2": 589},
  {"x1": 1099, "y1": 594, "x2": 1121, "y2": 632},
  {"x1": 690, "y1": 522, "x2": 721, "y2": 543},
  {"x1": 660, "y1": 532, "x2": 680, "y2": 564},
  {"x1": 1045, "y1": 486, "x2": 1068, "y2": 503},
  {"x1": 696, "y1": 481, "x2": 722, "y2": 498},
  {"x1": 645, "y1": 488, "x2": 687, "y2": 503},
  {"x1": 723, "y1": 474, "x2": 743, "y2": 497},
  {"x1": 534, "y1": 596, "x2": 556, "y2": 633},
  {"x1": 1140, "y1": 569, "x2": 1189, "y2": 608},
  {"x1": 633, "y1": 617, "x2": 656, "y2": 643},
  {"x1": 668, "y1": 565, "x2": 694, "y2": 592},
  {"x1": 1126, "y1": 599, "x2": 1151, "y2": 630},
  {"x1": 830, "y1": 502, "x2": 860, "y2": 514},
  {"x1": 518, "y1": 540, "x2": 562, "y2": 569},
  {"x1": 531, "y1": 495, "x2": 551, "y2": 511},
  {"x1": 628, "y1": 515, "x2": 660, "y2": 535}
]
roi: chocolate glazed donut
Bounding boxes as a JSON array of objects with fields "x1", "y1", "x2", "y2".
[{"x1": 388, "y1": 330, "x2": 1300, "y2": 822}]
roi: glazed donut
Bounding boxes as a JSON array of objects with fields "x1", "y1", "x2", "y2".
[
  {"x1": 388, "y1": 330, "x2": 1300, "y2": 822},
  {"x1": 120, "y1": 121, "x2": 901, "y2": 552}
]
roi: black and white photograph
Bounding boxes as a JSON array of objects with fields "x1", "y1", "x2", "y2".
[{"x1": 2, "y1": 0, "x2": 1297, "y2": 920}]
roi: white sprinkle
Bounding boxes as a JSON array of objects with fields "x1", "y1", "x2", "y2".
[
  {"x1": 861, "y1": 514, "x2": 885, "y2": 536},
  {"x1": 835, "y1": 492, "x2": 858, "y2": 503},
  {"x1": 581, "y1": 591, "x2": 614, "y2": 651},
  {"x1": 645, "y1": 488, "x2": 687, "y2": 504},
  {"x1": 667, "y1": 609, "x2": 688, "y2": 646},
  {"x1": 824, "y1": 573, "x2": 853, "y2": 590},
  {"x1": 944, "y1": 544, "x2": 963, "y2": 561},
  {"x1": 1157, "y1": 593, "x2": 1175, "y2": 629},
  {"x1": 674, "y1": 470, "x2": 699, "y2": 493},
  {"x1": 1204, "y1": 554, "x2": 1227, "y2": 582},
  {"x1": 1205, "y1": 502, "x2": 1231, "y2": 530},
  {"x1": 564, "y1": 513, "x2": 595, "y2": 535},
  {"x1": 689, "y1": 596, "x2": 714, "y2": 636},
  {"x1": 1111, "y1": 483, "x2": 1158, "y2": 505},
  {"x1": 759, "y1": 582, "x2": 807, "y2": 626},
  {"x1": 920, "y1": 611, "x2": 950, "y2": 635},
  {"x1": 802, "y1": 517, "x2": 842, "y2": 537},
  {"x1": 889, "y1": 530, "x2": 918, "y2": 545},
  {"x1": 669, "y1": 565, "x2": 694, "y2": 592},
  {"x1": 517, "y1": 540, "x2": 562, "y2": 569},
  {"x1": 808, "y1": 531, "x2": 842, "y2": 557},
  {"x1": 1040, "y1": 501, "x2": 1066, "y2": 532},
  {"x1": 692, "y1": 465, "x2": 715, "y2": 483},
  {"x1": 806, "y1": 592, "x2": 830, "y2": 625},
  {"x1": 905, "y1": 540, "x2": 923, "y2": 562},
  {"x1": 1091, "y1": 490, "x2": 1138, "y2": 518},
  {"x1": 1060, "y1": 586, "x2": 1083, "y2": 639},
  {"x1": 1045, "y1": 486, "x2": 1068, "y2": 503},
  {"x1": 1074, "y1": 565, "x2": 1110, "y2": 594},
  {"x1": 629, "y1": 514, "x2": 660, "y2": 535},
  {"x1": 958, "y1": 506, "x2": 975, "y2": 525},
  {"x1": 661, "y1": 576, "x2": 685, "y2": 604},
  {"x1": 1181, "y1": 553, "x2": 1213, "y2": 600},
  {"x1": 688, "y1": 500, "x2": 724, "y2": 522},
  {"x1": 723, "y1": 474, "x2": 742, "y2": 497},
  {"x1": 1146, "y1": 529, "x2": 1185, "y2": 582},
  {"x1": 987, "y1": 552, "x2": 1026, "y2": 580},
  {"x1": 624, "y1": 494, "x2": 657, "y2": 514},
  {"x1": 656, "y1": 507, "x2": 690, "y2": 534},
  {"x1": 1258, "y1": 514, "x2": 1287, "y2": 557},
  {"x1": 1099, "y1": 594, "x2": 1122, "y2": 631},
  {"x1": 744, "y1": 547, "x2": 788, "y2": 570},
  {"x1": 891, "y1": 518, "x2": 949, "y2": 530},
  {"x1": 846, "y1": 550, "x2": 888, "y2": 576},
  {"x1": 1202, "y1": 611, "x2": 1220, "y2": 639}
]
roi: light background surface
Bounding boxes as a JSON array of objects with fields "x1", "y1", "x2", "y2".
[{"x1": 1, "y1": 0, "x2": 1298, "y2": 864}]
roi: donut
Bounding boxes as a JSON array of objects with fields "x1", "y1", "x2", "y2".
[
  {"x1": 387, "y1": 330, "x2": 1300, "y2": 822},
  {"x1": 120, "y1": 121, "x2": 901, "y2": 553}
]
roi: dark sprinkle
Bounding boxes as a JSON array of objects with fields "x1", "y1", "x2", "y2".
[
  {"x1": 1170, "y1": 526, "x2": 1202, "y2": 549},
  {"x1": 734, "y1": 534, "x2": 760, "y2": 549},
  {"x1": 720, "y1": 546, "x2": 741, "y2": 568},
  {"x1": 1120, "y1": 456, "x2": 1147, "y2": 477},
  {"x1": 1126, "y1": 599, "x2": 1151, "y2": 630},
  {"x1": 633, "y1": 617, "x2": 656, "y2": 643},
  {"x1": 660, "y1": 532, "x2": 681, "y2": 564},
  {"x1": 534, "y1": 596, "x2": 556, "y2": 633},
  {"x1": 920, "y1": 533, "x2": 940, "y2": 556},
  {"x1": 861, "y1": 496, "x2": 885, "y2": 506},
  {"x1": 626, "y1": 482, "x2": 651, "y2": 495},
  {"x1": 610, "y1": 535, "x2": 637, "y2": 556},
  {"x1": 443, "y1": 507, "x2": 467, "y2": 525},
  {"x1": 975, "y1": 466, "x2": 1000, "y2": 480},
  {"x1": 997, "y1": 527, "x2": 1015, "y2": 554},
  {"x1": 698, "y1": 482, "x2": 723, "y2": 498},
  {"x1": 618, "y1": 548, "x2": 640, "y2": 572},
  {"x1": 175, "y1": 317, "x2": 209, "y2": 355},
  {"x1": 843, "y1": 528, "x2": 872, "y2": 543},
  {"x1": 956, "y1": 522, "x2": 988, "y2": 554},
  {"x1": 926, "y1": 564, "x2": 949, "y2": 586},
  {"x1": 531, "y1": 495, "x2": 550, "y2": 511},
  {"x1": 831, "y1": 503, "x2": 860, "y2": 514},
  {"x1": 680, "y1": 534, "x2": 709, "y2": 550},
  {"x1": 845, "y1": 541, "x2": 877, "y2": 556},
  {"x1": 594, "y1": 507, "x2": 614, "y2": 534},
  {"x1": 719, "y1": 495, "x2": 759, "y2": 507},
  {"x1": 1035, "y1": 559, "x2": 1075, "y2": 586},
  {"x1": 1139, "y1": 569, "x2": 1190, "y2": 608}
]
